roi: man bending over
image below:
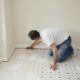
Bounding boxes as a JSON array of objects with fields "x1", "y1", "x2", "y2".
[{"x1": 27, "y1": 28, "x2": 74, "y2": 71}]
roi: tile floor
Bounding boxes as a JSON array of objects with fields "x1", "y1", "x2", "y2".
[{"x1": 0, "y1": 49, "x2": 80, "y2": 80}]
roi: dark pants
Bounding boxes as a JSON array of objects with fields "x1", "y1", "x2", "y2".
[{"x1": 48, "y1": 36, "x2": 74, "y2": 62}]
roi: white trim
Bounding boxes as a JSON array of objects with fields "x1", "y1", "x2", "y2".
[
  {"x1": 0, "y1": 44, "x2": 79, "y2": 63},
  {"x1": 15, "y1": 44, "x2": 49, "y2": 49},
  {"x1": 0, "y1": 56, "x2": 8, "y2": 62},
  {"x1": 0, "y1": 46, "x2": 15, "y2": 63},
  {"x1": 0, "y1": 57, "x2": 8, "y2": 62},
  {"x1": 77, "y1": 46, "x2": 80, "y2": 51},
  {"x1": 72, "y1": 44, "x2": 80, "y2": 51},
  {"x1": 15, "y1": 44, "x2": 79, "y2": 49},
  {"x1": 7, "y1": 46, "x2": 15, "y2": 61}
]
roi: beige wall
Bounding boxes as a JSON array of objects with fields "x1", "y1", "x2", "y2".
[
  {"x1": 14, "y1": 0, "x2": 80, "y2": 47},
  {"x1": 0, "y1": 0, "x2": 7, "y2": 61},
  {"x1": 0, "y1": 0, "x2": 15, "y2": 62},
  {"x1": 4, "y1": 0, "x2": 15, "y2": 59},
  {"x1": 0, "y1": 0, "x2": 2, "y2": 60}
]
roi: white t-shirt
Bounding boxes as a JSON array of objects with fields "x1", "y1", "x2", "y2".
[{"x1": 40, "y1": 28, "x2": 69, "y2": 47}]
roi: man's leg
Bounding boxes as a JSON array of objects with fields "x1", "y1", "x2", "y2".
[
  {"x1": 48, "y1": 36, "x2": 74, "y2": 62},
  {"x1": 58, "y1": 36, "x2": 74, "y2": 63},
  {"x1": 58, "y1": 46, "x2": 74, "y2": 62},
  {"x1": 63, "y1": 46, "x2": 73, "y2": 58},
  {"x1": 48, "y1": 45, "x2": 73, "y2": 62},
  {"x1": 48, "y1": 49, "x2": 53, "y2": 57}
]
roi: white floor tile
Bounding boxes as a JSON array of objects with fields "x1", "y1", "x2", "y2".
[{"x1": 0, "y1": 49, "x2": 80, "y2": 80}]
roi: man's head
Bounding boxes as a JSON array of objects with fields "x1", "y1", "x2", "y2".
[{"x1": 28, "y1": 30, "x2": 40, "y2": 40}]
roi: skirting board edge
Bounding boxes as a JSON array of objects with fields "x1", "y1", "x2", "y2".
[{"x1": 0, "y1": 46, "x2": 15, "y2": 63}]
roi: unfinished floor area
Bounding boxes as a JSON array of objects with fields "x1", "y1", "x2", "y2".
[{"x1": 0, "y1": 49, "x2": 80, "y2": 80}]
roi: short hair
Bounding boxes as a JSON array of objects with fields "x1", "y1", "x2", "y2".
[{"x1": 28, "y1": 30, "x2": 40, "y2": 40}]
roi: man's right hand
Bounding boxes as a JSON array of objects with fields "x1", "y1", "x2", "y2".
[{"x1": 26, "y1": 46, "x2": 33, "y2": 49}]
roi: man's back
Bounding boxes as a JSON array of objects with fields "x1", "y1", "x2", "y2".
[{"x1": 40, "y1": 28, "x2": 69, "y2": 46}]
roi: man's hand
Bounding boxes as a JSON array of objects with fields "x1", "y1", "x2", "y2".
[
  {"x1": 50, "y1": 63, "x2": 57, "y2": 71},
  {"x1": 26, "y1": 46, "x2": 33, "y2": 49},
  {"x1": 26, "y1": 40, "x2": 41, "y2": 49}
]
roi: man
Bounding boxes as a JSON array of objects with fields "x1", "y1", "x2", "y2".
[{"x1": 27, "y1": 28, "x2": 74, "y2": 71}]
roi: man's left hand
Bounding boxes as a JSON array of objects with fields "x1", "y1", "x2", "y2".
[{"x1": 50, "y1": 63, "x2": 57, "y2": 71}]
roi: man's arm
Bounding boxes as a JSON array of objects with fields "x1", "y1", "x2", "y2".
[
  {"x1": 50, "y1": 43, "x2": 58, "y2": 70},
  {"x1": 26, "y1": 40, "x2": 41, "y2": 49}
]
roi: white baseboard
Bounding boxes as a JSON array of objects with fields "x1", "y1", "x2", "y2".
[
  {"x1": 0, "y1": 46, "x2": 15, "y2": 63},
  {"x1": 0, "y1": 56, "x2": 8, "y2": 62},
  {"x1": 7, "y1": 46, "x2": 15, "y2": 61},
  {"x1": 72, "y1": 44, "x2": 80, "y2": 51},
  {"x1": 15, "y1": 44, "x2": 49, "y2": 49},
  {"x1": 0, "y1": 57, "x2": 8, "y2": 62},
  {"x1": 77, "y1": 46, "x2": 80, "y2": 51},
  {"x1": 0, "y1": 44, "x2": 79, "y2": 63},
  {"x1": 15, "y1": 44, "x2": 80, "y2": 50}
]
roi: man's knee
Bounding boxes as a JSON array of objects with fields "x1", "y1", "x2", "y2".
[
  {"x1": 58, "y1": 57, "x2": 64, "y2": 63},
  {"x1": 48, "y1": 52, "x2": 53, "y2": 57},
  {"x1": 48, "y1": 49, "x2": 53, "y2": 57}
]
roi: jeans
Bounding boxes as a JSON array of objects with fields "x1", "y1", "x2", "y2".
[{"x1": 48, "y1": 36, "x2": 74, "y2": 63}]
